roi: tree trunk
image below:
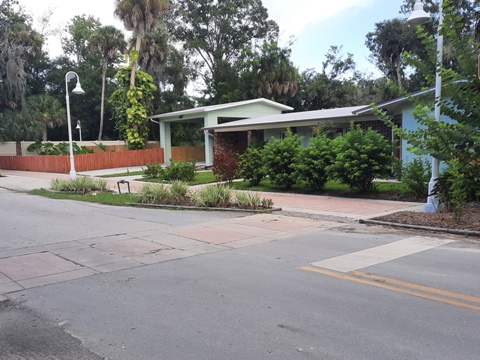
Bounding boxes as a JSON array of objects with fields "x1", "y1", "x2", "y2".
[
  {"x1": 16, "y1": 141, "x2": 22, "y2": 156},
  {"x1": 98, "y1": 63, "x2": 107, "y2": 141},
  {"x1": 396, "y1": 53, "x2": 403, "y2": 89},
  {"x1": 42, "y1": 125, "x2": 47, "y2": 141},
  {"x1": 129, "y1": 33, "x2": 143, "y2": 87}
]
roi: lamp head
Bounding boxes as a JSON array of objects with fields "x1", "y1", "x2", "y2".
[
  {"x1": 407, "y1": 1, "x2": 431, "y2": 26},
  {"x1": 76, "y1": 121, "x2": 81, "y2": 129},
  {"x1": 73, "y1": 82, "x2": 85, "y2": 95}
]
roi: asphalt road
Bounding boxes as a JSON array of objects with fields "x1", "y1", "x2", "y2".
[{"x1": 1, "y1": 188, "x2": 479, "y2": 359}]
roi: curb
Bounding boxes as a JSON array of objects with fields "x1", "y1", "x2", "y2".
[
  {"x1": 125, "y1": 202, "x2": 282, "y2": 213},
  {"x1": 359, "y1": 219, "x2": 480, "y2": 237}
]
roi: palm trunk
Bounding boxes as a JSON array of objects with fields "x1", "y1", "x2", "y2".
[
  {"x1": 16, "y1": 141, "x2": 22, "y2": 156},
  {"x1": 42, "y1": 125, "x2": 47, "y2": 141},
  {"x1": 98, "y1": 63, "x2": 107, "y2": 141},
  {"x1": 129, "y1": 33, "x2": 143, "y2": 87}
]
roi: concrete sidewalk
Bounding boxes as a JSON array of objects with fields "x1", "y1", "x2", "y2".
[{"x1": 0, "y1": 168, "x2": 423, "y2": 220}]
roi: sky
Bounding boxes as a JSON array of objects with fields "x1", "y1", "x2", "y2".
[{"x1": 18, "y1": 0, "x2": 408, "y2": 77}]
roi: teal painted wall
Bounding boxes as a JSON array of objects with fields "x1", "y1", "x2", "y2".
[{"x1": 401, "y1": 103, "x2": 454, "y2": 170}]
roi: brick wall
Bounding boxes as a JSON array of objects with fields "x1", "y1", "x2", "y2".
[{"x1": 214, "y1": 132, "x2": 248, "y2": 155}]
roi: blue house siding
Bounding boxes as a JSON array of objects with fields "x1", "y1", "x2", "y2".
[{"x1": 401, "y1": 103, "x2": 455, "y2": 170}]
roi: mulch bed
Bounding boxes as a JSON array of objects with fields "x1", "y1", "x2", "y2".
[{"x1": 373, "y1": 203, "x2": 480, "y2": 232}]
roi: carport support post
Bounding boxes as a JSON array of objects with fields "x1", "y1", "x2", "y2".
[
  {"x1": 159, "y1": 121, "x2": 171, "y2": 162},
  {"x1": 204, "y1": 130, "x2": 212, "y2": 167}
]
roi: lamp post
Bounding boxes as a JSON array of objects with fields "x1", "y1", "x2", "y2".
[
  {"x1": 407, "y1": 1, "x2": 443, "y2": 213},
  {"x1": 65, "y1": 71, "x2": 85, "y2": 180},
  {"x1": 76, "y1": 120, "x2": 82, "y2": 142}
]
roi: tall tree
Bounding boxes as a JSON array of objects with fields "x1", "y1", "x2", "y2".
[
  {"x1": 239, "y1": 41, "x2": 299, "y2": 103},
  {"x1": 377, "y1": 0, "x2": 480, "y2": 174},
  {"x1": 114, "y1": 0, "x2": 169, "y2": 86},
  {"x1": 399, "y1": 0, "x2": 478, "y2": 82},
  {"x1": 62, "y1": 15, "x2": 101, "y2": 64},
  {"x1": 129, "y1": 23, "x2": 169, "y2": 86},
  {"x1": 0, "y1": 109, "x2": 42, "y2": 155},
  {"x1": 289, "y1": 46, "x2": 360, "y2": 111},
  {"x1": 23, "y1": 94, "x2": 65, "y2": 141},
  {"x1": 365, "y1": 18, "x2": 419, "y2": 89},
  {"x1": 168, "y1": 0, "x2": 279, "y2": 102},
  {"x1": 89, "y1": 25, "x2": 126, "y2": 140},
  {"x1": 0, "y1": 0, "x2": 44, "y2": 110}
]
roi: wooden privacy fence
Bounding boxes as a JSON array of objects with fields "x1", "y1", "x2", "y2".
[
  {"x1": 0, "y1": 148, "x2": 164, "y2": 173},
  {"x1": 171, "y1": 146, "x2": 205, "y2": 162}
]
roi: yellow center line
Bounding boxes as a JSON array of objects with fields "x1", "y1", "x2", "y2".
[
  {"x1": 299, "y1": 266, "x2": 480, "y2": 312},
  {"x1": 350, "y1": 270, "x2": 480, "y2": 304}
]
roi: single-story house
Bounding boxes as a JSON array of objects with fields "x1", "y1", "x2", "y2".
[
  {"x1": 150, "y1": 87, "x2": 453, "y2": 166},
  {"x1": 202, "y1": 87, "x2": 452, "y2": 165}
]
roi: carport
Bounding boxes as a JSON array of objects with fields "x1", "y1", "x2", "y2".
[{"x1": 148, "y1": 98, "x2": 292, "y2": 166}]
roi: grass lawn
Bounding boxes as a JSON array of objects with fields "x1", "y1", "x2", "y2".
[
  {"x1": 100, "y1": 171, "x2": 144, "y2": 178},
  {"x1": 29, "y1": 189, "x2": 139, "y2": 206},
  {"x1": 136, "y1": 171, "x2": 217, "y2": 186}
]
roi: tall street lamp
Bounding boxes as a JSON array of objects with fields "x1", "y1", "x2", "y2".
[
  {"x1": 76, "y1": 120, "x2": 82, "y2": 142},
  {"x1": 407, "y1": 1, "x2": 443, "y2": 213},
  {"x1": 65, "y1": 71, "x2": 85, "y2": 180}
]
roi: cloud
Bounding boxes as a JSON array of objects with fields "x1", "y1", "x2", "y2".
[{"x1": 264, "y1": 0, "x2": 375, "y2": 38}]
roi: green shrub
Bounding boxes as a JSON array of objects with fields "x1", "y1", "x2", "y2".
[
  {"x1": 238, "y1": 143, "x2": 265, "y2": 186},
  {"x1": 432, "y1": 160, "x2": 480, "y2": 217},
  {"x1": 191, "y1": 184, "x2": 232, "y2": 207},
  {"x1": 51, "y1": 177, "x2": 108, "y2": 192},
  {"x1": 27, "y1": 141, "x2": 92, "y2": 155},
  {"x1": 163, "y1": 160, "x2": 197, "y2": 182},
  {"x1": 213, "y1": 149, "x2": 239, "y2": 182},
  {"x1": 263, "y1": 129, "x2": 302, "y2": 189},
  {"x1": 327, "y1": 123, "x2": 394, "y2": 192},
  {"x1": 143, "y1": 163, "x2": 162, "y2": 178},
  {"x1": 294, "y1": 133, "x2": 333, "y2": 191},
  {"x1": 94, "y1": 142, "x2": 108, "y2": 152},
  {"x1": 137, "y1": 183, "x2": 173, "y2": 204},
  {"x1": 401, "y1": 158, "x2": 431, "y2": 198}
]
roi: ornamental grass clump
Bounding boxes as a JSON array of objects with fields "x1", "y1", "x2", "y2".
[
  {"x1": 137, "y1": 183, "x2": 173, "y2": 204},
  {"x1": 169, "y1": 180, "x2": 189, "y2": 200},
  {"x1": 234, "y1": 191, "x2": 261, "y2": 208},
  {"x1": 51, "y1": 177, "x2": 108, "y2": 193},
  {"x1": 191, "y1": 184, "x2": 232, "y2": 207}
]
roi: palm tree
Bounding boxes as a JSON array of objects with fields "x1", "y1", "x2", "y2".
[
  {"x1": 129, "y1": 24, "x2": 169, "y2": 86},
  {"x1": 90, "y1": 26, "x2": 126, "y2": 140},
  {"x1": 23, "y1": 95, "x2": 65, "y2": 141},
  {"x1": 1, "y1": 110, "x2": 42, "y2": 156},
  {"x1": 114, "y1": 0, "x2": 169, "y2": 86}
]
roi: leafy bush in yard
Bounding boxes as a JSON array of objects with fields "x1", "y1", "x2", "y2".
[
  {"x1": 213, "y1": 149, "x2": 239, "y2": 182},
  {"x1": 263, "y1": 129, "x2": 302, "y2": 189},
  {"x1": 327, "y1": 123, "x2": 394, "y2": 192},
  {"x1": 190, "y1": 184, "x2": 232, "y2": 207},
  {"x1": 51, "y1": 177, "x2": 108, "y2": 192},
  {"x1": 143, "y1": 163, "x2": 162, "y2": 178},
  {"x1": 27, "y1": 141, "x2": 92, "y2": 155},
  {"x1": 401, "y1": 158, "x2": 431, "y2": 198},
  {"x1": 238, "y1": 141, "x2": 266, "y2": 186},
  {"x1": 432, "y1": 159, "x2": 480, "y2": 218},
  {"x1": 163, "y1": 160, "x2": 197, "y2": 182},
  {"x1": 294, "y1": 133, "x2": 333, "y2": 191}
]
